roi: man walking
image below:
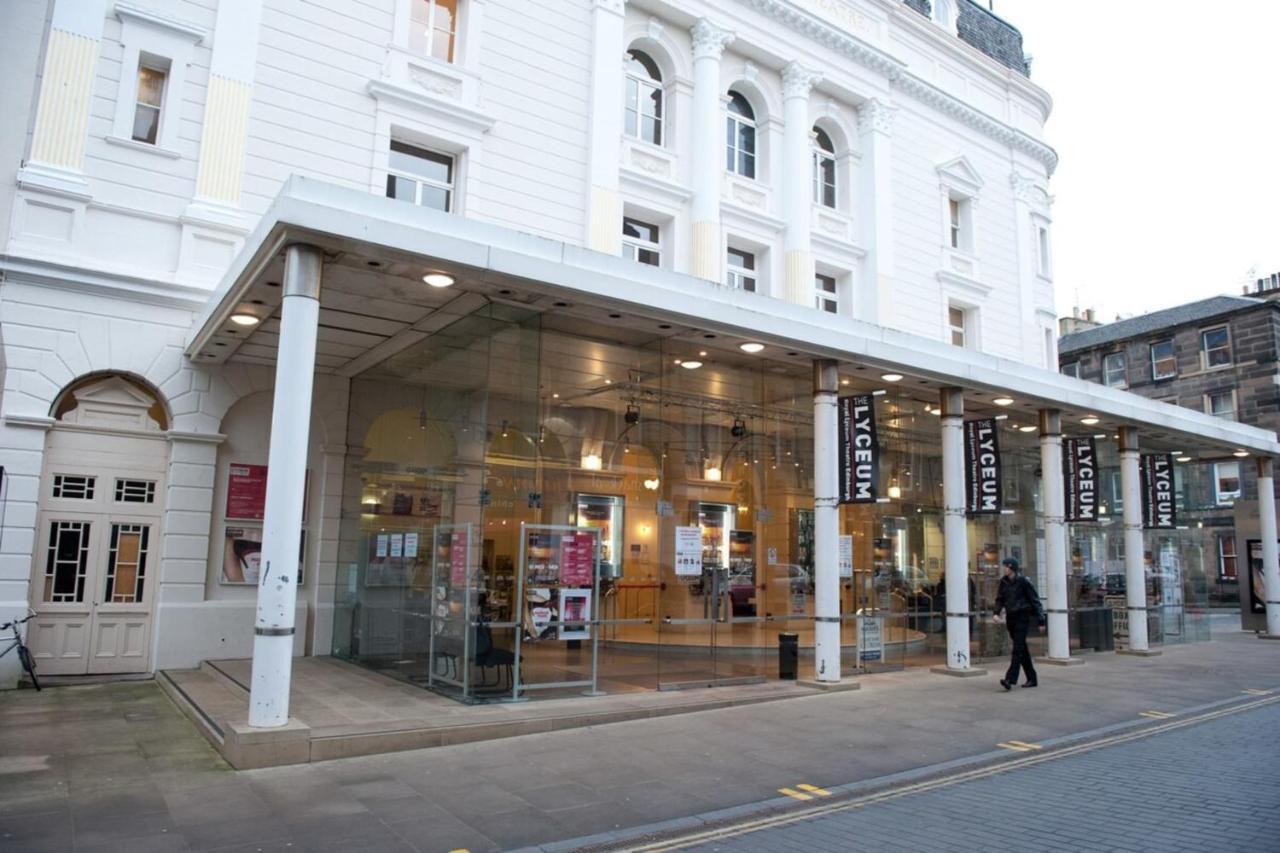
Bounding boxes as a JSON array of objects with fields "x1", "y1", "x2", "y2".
[{"x1": 993, "y1": 557, "x2": 1044, "y2": 690}]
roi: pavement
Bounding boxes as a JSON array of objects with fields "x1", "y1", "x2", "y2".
[{"x1": 1, "y1": 613, "x2": 1277, "y2": 852}]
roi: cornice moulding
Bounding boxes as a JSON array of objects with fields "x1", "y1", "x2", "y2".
[
  {"x1": 732, "y1": 0, "x2": 1058, "y2": 175},
  {"x1": 366, "y1": 79, "x2": 496, "y2": 134},
  {"x1": 114, "y1": 2, "x2": 207, "y2": 42}
]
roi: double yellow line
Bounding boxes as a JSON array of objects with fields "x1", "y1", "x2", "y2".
[{"x1": 621, "y1": 692, "x2": 1280, "y2": 852}]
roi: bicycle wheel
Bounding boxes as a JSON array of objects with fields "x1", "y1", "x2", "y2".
[{"x1": 18, "y1": 644, "x2": 40, "y2": 691}]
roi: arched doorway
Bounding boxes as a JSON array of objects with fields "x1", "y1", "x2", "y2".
[{"x1": 27, "y1": 374, "x2": 169, "y2": 675}]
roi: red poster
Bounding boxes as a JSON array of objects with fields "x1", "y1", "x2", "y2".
[
  {"x1": 450, "y1": 530, "x2": 468, "y2": 586},
  {"x1": 560, "y1": 532, "x2": 594, "y2": 586},
  {"x1": 226, "y1": 464, "x2": 268, "y2": 520}
]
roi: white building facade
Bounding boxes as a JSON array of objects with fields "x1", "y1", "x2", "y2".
[{"x1": 1, "y1": 0, "x2": 1273, "y2": 698}]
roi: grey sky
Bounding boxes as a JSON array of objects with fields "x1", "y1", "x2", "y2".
[{"x1": 992, "y1": 0, "x2": 1280, "y2": 322}]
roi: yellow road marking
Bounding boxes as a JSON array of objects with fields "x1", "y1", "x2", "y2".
[
  {"x1": 1140, "y1": 710, "x2": 1174, "y2": 719},
  {"x1": 1243, "y1": 688, "x2": 1271, "y2": 696},
  {"x1": 796, "y1": 784, "x2": 832, "y2": 797},
  {"x1": 997, "y1": 741, "x2": 1037, "y2": 752},
  {"x1": 1005, "y1": 740, "x2": 1042, "y2": 750},
  {"x1": 778, "y1": 787, "x2": 814, "y2": 801},
  {"x1": 447, "y1": 849, "x2": 470, "y2": 852}
]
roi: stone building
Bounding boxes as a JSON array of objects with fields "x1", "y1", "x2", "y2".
[{"x1": 1059, "y1": 279, "x2": 1280, "y2": 605}]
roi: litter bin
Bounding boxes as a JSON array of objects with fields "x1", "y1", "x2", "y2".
[{"x1": 778, "y1": 632, "x2": 798, "y2": 680}]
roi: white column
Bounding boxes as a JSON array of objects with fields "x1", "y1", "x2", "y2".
[
  {"x1": 1039, "y1": 409, "x2": 1071, "y2": 661},
  {"x1": 689, "y1": 18, "x2": 733, "y2": 281},
  {"x1": 781, "y1": 63, "x2": 821, "y2": 306},
  {"x1": 812, "y1": 360, "x2": 841, "y2": 682},
  {"x1": 585, "y1": 0, "x2": 626, "y2": 253},
  {"x1": 248, "y1": 244, "x2": 323, "y2": 727},
  {"x1": 856, "y1": 98, "x2": 895, "y2": 325},
  {"x1": 1257, "y1": 457, "x2": 1280, "y2": 637},
  {"x1": 1118, "y1": 426, "x2": 1151, "y2": 653},
  {"x1": 938, "y1": 387, "x2": 975, "y2": 672}
]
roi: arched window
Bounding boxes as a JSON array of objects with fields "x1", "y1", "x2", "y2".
[
  {"x1": 625, "y1": 50, "x2": 663, "y2": 146},
  {"x1": 812, "y1": 127, "x2": 836, "y2": 208},
  {"x1": 726, "y1": 91, "x2": 756, "y2": 179}
]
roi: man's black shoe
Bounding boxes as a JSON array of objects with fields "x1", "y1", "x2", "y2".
[
  {"x1": 1022, "y1": 681, "x2": 1038, "y2": 688},
  {"x1": 999, "y1": 679, "x2": 1012, "y2": 691}
]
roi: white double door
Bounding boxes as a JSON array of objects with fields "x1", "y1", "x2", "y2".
[{"x1": 27, "y1": 430, "x2": 166, "y2": 675}]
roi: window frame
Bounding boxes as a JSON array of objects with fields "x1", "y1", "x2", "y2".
[
  {"x1": 1217, "y1": 534, "x2": 1238, "y2": 581},
  {"x1": 1036, "y1": 224, "x2": 1052, "y2": 278},
  {"x1": 946, "y1": 302, "x2": 976, "y2": 349},
  {"x1": 1150, "y1": 339, "x2": 1177, "y2": 381},
  {"x1": 624, "y1": 49, "x2": 664, "y2": 147},
  {"x1": 622, "y1": 217, "x2": 661, "y2": 267},
  {"x1": 726, "y1": 246, "x2": 757, "y2": 293},
  {"x1": 725, "y1": 91, "x2": 757, "y2": 180},
  {"x1": 1102, "y1": 351, "x2": 1127, "y2": 388},
  {"x1": 409, "y1": 0, "x2": 460, "y2": 63},
  {"x1": 1201, "y1": 325, "x2": 1232, "y2": 370},
  {"x1": 1205, "y1": 389, "x2": 1236, "y2": 420},
  {"x1": 1214, "y1": 460, "x2": 1242, "y2": 505},
  {"x1": 130, "y1": 59, "x2": 168, "y2": 146},
  {"x1": 814, "y1": 272, "x2": 838, "y2": 314},
  {"x1": 812, "y1": 127, "x2": 836, "y2": 209},
  {"x1": 109, "y1": 6, "x2": 204, "y2": 155},
  {"x1": 386, "y1": 140, "x2": 456, "y2": 212},
  {"x1": 1061, "y1": 361, "x2": 1080, "y2": 379}
]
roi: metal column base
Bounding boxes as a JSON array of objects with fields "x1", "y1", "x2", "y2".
[
  {"x1": 929, "y1": 665, "x2": 988, "y2": 678},
  {"x1": 1036, "y1": 656, "x2": 1086, "y2": 666},
  {"x1": 1116, "y1": 648, "x2": 1163, "y2": 657}
]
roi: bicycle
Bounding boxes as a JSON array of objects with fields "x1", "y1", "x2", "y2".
[{"x1": 1, "y1": 609, "x2": 40, "y2": 691}]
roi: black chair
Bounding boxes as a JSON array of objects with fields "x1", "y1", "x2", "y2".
[{"x1": 473, "y1": 622, "x2": 515, "y2": 690}]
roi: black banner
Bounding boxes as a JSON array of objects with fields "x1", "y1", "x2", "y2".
[
  {"x1": 1063, "y1": 437, "x2": 1099, "y2": 522},
  {"x1": 964, "y1": 418, "x2": 1001, "y2": 515},
  {"x1": 1140, "y1": 453, "x2": 1176, "y2": 529},
  {"x1": 838, "y1": 394, "x2": 878, "y2": 503}
]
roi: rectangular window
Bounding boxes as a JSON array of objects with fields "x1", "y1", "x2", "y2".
[
  {"x1": 386, "y1": 141, "x2": 454, "y2": 212},
  {"x1": 948, "y1": 304, "x2": 970, "y2": 348},
  {"x1": 131, "y1": 60, "x2": 168, "y2": 145},
  {"x1": 1206, "y1": 390, "x2": 1235, "y2": 420},
  {"x1": 44, "y1": 521, "x2": 91, "y2": 603},
  {"x1": 409, "y1": 0, "x2": 458, "y2": 63},
  {"x1": 1202, "y1": 326, "x2": 1231, "y2": 368},
  {"x1": 1103, "y1": 352, "x2": 1127, "y2": 388},
  {"x1": 105, "y1": 523, "x2": 150, "y2": 603},
  {"x1": 949, "y1": 198, "x2": 962, "y2": 249},
  {"x1": 1218, "y1": 534, "x2": 1237, "y2": 580},
  {"x1": 815, "y1": 273, "x2": 838, "y2": 314},
  {"x1": 52, "y1": 475, "x2": 96, "y2": 500},
  {"x1": 622, "y1": 217, "x2": 660, "y2": 266},
  {"x1": 1061, "y1": 361, "x2": 1079, "y2": 379},
  {"x1": 1150, "y1": 339, "x2": 1177, "y2": 380},
  {"x1": 114, "y1": 479, "x2": 156, "y2": 503},
  {"x1": 1037, "y1": 226, "x2": 1051, "y2": 277},
  {"x1": 1214, "y1": 461, "x2": 1241, "y2": 505},
  {"x1": 726, "y1": 248, "x2": 756, "y2": 293}
]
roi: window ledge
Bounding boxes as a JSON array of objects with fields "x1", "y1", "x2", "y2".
[
  {"x1": 367, "y1": 79, "x2": 496, "y2": 134},
  {"x1": 936, "y1": 269, "x2": 991, "y2": 298},
  {"x1": 105, "y1": 135, "x2": 181, "y2": 159}
]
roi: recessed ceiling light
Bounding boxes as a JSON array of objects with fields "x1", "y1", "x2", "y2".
[
  {"x1": 881, "y1": 373, "x2": 903, "y2": 382},
  {"x1": 1093, "y1": 433, "x2": 1106, "y2": 439},
  {"x1": 840, "y1": 378, "x2": 850, "y2": 386},
  {"x1": 740, "y1": 342, "x2": 765, "y2": 353},
  {"x1": 698, "y1": 350, "x2": 707, "y2": 357},
  {"x1": 673, "y1": 359, "x2": 682, "y2": 365},
  {"x1": 681, "y1": 360, "x2": 703, "y2": 370},
  {"x1": 423, "y1": 272, "x2": 455, "y2": 288},
  {"x1": 1176, "y1": 455, "x2": 1191, "y2": 463},
  {"x1": 604, "y1": 378, "x2": 612, "y2": 384},
  {"x1": 552, "y1": 393, "x2": 560, "y2": 399},
  {"x1": 994, "y1": 414, "x2": 1008, "y2": 421},
  {"x1": 230, "y1": 313, "x2": 260, "y2": 326},
  {"x1": 1019, "y1": 425, "x2": 1037, "y2": 433},
  {"x1": 1081, "y1": 415, "x2": 1100, "y2": 425},
  {"x1": 993, "y1": 397, "x2": 1014, "y2": 406},
  {"x1": 1233, "y1": 449, "x2": 1249, "y2": 457}
]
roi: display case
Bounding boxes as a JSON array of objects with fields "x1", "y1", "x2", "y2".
[{"x1": 575, "y1": 493, "x2": 624, "y2": 579}]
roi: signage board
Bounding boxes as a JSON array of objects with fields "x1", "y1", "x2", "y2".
[
  {"x1": 838, "y1": 394, "x2": 879, "y2": 503},
  {"x1": 1063, "y1": 437, "x2": 1098, "y2": 522},
  {"x1": 675, "y1": 526, "x2": 702, "y2": 576},
  {"x1": 1140, "y1": 454, "x2": 1176, "y2": 529},
  {"x1": 838, "y1": 534, "x2": 853, "y2": 578},
  {"x1": 964, "y1": 418, "x2": 1001, "y2": 515}
]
